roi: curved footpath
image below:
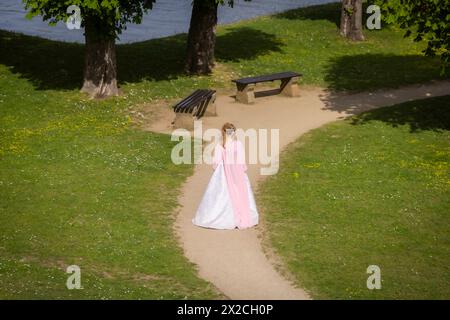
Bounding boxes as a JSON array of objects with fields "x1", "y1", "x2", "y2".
[{"x1": 148, "y1": 81, "x2": 450, "y2": 299}]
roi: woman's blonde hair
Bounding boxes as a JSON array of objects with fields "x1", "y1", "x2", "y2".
[{"x1": 221, "y1": 122, "x2": 236, "y2": 147}]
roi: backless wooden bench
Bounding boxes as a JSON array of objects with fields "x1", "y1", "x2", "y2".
[
  {"x1": 172, "y1": 89, "x2": 217, "y2": 130},
  {"x1": 232, "y1": 71, "x2": 302, "y2": 104}
]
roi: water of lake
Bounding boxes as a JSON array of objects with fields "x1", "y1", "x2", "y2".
[{"x1": 0, "y1": 0, "x2": 336, "y2": 43}]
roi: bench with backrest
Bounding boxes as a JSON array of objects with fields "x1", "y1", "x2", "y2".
[
  {"x1": 232, "y1": 71, "x2": 302, "y2": 104},
  {"x1": 172, "y1": 89, "x2": 217, "y2": 129}
]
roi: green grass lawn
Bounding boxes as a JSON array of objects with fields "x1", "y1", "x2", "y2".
[
  {"x1": 0, "y1": 2, "x2": 448, "y2": 299},
  {"x1": 0, "y1": 67, "x2": 221, "y2": 299},
  {"x1": 258, "y1": 96, "x2": 450, "y2": 299}
]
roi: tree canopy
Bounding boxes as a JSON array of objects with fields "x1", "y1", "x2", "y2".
[
  {"x1": 23, "y1": 0, "x2": 156, "y2": 39},
  {"x1": 377, "y1": 0, "x2": 450, "y2": 72}
]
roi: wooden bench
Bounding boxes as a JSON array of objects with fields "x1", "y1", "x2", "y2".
[
  {"x1": 232, "y1": 71, "x2": 302, "y2": 104},
  {"x1": 172, "y1": 89, "x2": 217, "y2": 130}
]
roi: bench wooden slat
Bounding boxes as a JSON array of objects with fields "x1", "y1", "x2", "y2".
[
  {"x1": 174, "y1": 89, "x2": 207, "y2": 112},
  {"x1": 185, "y1": 90, "x2": 214, "y2": 115},
  {"x1": 193, "y1": 90, "x2": 215, "y2": 117},
  {"x1": 175, "y1": 89, "x2": 206, "y2": 107},
  {"x1": 174, "y1": 92, "x2": 205, "y2": 113},
  {"x1": 194, "y1": 93, "x2": 214, "y2": 118},
  {"x1": 232, "y1": 71, "x2": 302, "y2": 85},
  {"x1": 173, "y1": 89, "x2": 216, "y2": 118}
]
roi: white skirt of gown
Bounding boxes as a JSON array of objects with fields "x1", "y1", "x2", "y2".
[{"x1": 192, "y1": 163, "x2": 259, "y2": 230}]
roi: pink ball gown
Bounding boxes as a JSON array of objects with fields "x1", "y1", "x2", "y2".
[{"x1": 192, "y1": 139, "x2": 259, "y2": 230}]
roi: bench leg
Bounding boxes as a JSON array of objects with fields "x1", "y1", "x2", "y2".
[
  {"x1": 280, "y1": 76, "x2": 300, "y2": 97},
  {"x1": 203, "y1": 93, "x2": 217, "y2": 117},
  {"x1": 236, "y1": 84, "x2": 255, "y2": 104},
  {"x1": 173, "y1": 113, "x2": 194, "y2": 130}
]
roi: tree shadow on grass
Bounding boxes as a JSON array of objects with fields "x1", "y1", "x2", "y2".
[
  {"x1": 216, "y1": 27, "x2": 284, "y2": 62},
  {"x1": 319, "y1": 53, "x2": 450, "y2": 132},
  {"x1": 117, "y1": 34, "x2": 187, "y2": 83},
  {"x1": 324, "y1": 53, "x2": 446, "y2": 93},
  {"x1": 348, "y1": 96, "x2": 450, "y2": 132},
  {"x1": 274, "y1": 2, "x2": 341, "y2": 27},
  {"x1": 0, "y1": 30, "x2": 84, "y2": 90},
  {"x1": 0, "y1": 30, "x2": 188, "y2": 90},
  {"x1": 0, "y1": 27, "x2": 283, "y2": 90}
]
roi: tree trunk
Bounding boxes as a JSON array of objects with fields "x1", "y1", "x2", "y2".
[
  {"x1": 81, "y1": 17, "x2": 119, "y2": 98},
  {"x1": 340, "y1": 0, "x2": 365, "y2": 41},
  {"x1": 185, "y1": 0, "x2": 218, "y2": 75}
]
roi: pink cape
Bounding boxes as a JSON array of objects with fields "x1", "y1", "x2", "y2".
[{"x1": 213, "y1": 139, "x2": 252, "y2": 229}]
